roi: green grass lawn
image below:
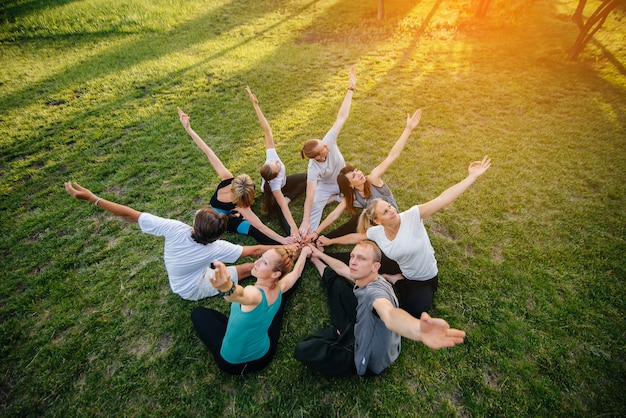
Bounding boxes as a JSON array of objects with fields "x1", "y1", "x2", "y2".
[{"x1": 1, "y1": 0, "x2": 625, "y2": 416}]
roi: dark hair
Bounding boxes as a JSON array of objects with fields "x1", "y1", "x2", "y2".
[
  {"x1": 192, "y1": 207, "x2": 228, "y2": 244},
  {"x1": 300, "y1": 139, "x2": 320, "y2": 159},
  {"x1": 260, "y1": 163, "x2": 278, "y2": 216},
  {"x1": 337, "y1": 165, "x2": 372, "y2": 215}
]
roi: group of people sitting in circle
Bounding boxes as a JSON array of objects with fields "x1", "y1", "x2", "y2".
[{"x1": 64, "y1": 66, "x2": 491, "y2": 376}]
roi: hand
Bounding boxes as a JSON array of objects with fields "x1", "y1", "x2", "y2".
[
  {"x1": 177, "y1": 107, "x2": 190, "y2": 130},
  {"x1": 245, "y1": 86, "x2": 258, "y2": 105},
  {"x1": 316, "y1": 235, "x2": 331, "y2": 247},
  {"x1": 298, "y1": 221, "x2": 310, "y2": 238},
  {"x1": 348, "y1": 65, "x2": 356, "y2": 90},
  {"x1": 209, "y1": 260, "x2": 233, "y2": 293},
  {"x1": 308, "y1": 243, "x2": 324, "y2": 258},
  {"x1": 300, "y1": 245, "x2": 313, "y2": 258},
  {"x1": 64, "y1": 182, "x2": 97, "y2": 203},
  {"x1": 419, "y1": 312, "x2": 466, "y2": 349},
  {"x1": 406, "y1": 109, "x2": 422, "y2": 130},
  {"x1": 468, "y1": 155, "x2": 491, "y2": 179},
  {"x1": 304, "y1": 230, "x2": 319, "y2": 243}
]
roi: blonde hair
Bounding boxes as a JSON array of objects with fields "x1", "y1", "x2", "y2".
[
  {"x1": 355, "y1": 240, "x2": 382, "y2": 263},
  {"x1": 357, "y1": 198, "x2": 383, "y2": 233},
  {"x1": 231, "y1": 174, "x2": 255, "y2": 207},
  {"x1": 300, "y1": 139, "x2": 321, "y2": 159}
]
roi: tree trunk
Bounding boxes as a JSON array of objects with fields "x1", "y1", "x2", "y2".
[
  {"x1": 378, "y1": 0, "x2": 385, "y2": 20},
  {"x1": 572, "y1": 0, "x2": 588, "y2": 28},
  {"x1": 569, "y1": 0, "x2": 622, "y2": 60}
]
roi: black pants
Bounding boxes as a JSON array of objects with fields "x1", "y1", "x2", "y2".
[
  {"x1": 394, "y1": 275, "x2": 438, "y2": 318},
  {"x1": 191, "y1": 281, "x2": 300, "y2": 375}
]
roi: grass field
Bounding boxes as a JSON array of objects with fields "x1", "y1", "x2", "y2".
[{"x1": 1, "y1": 0, "x2": 625, "y2": 416}]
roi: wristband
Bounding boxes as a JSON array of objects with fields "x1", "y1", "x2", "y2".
[
  {"x1": 219, "y1": 282, "x2": 236, "y2": 296},
  {"x1": 94, "y1": 198, "x2": 102, "y2": 206}
]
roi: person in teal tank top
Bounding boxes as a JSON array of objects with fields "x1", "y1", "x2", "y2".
[{"x1": 191, "y1": 246, "x2": 310, "y2": 375}]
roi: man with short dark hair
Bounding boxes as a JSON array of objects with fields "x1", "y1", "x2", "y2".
[
  {"x1": 64, "y1": 182, "x2": 277, "y2": 300},
  {"x1": 295, "y1": 241, "x2": 465, "y2": 376}
]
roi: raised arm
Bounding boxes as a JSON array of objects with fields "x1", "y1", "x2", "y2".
[
  {"x1": 235, "y1": 206, "x2": 289, "y2": 244},
  {"x1": 418, "y1": 155, "x2": 491, "y2": 219},
  {"x1": 245, "y1": 86, "x2": 275, "y2": 150},
  {"x1": 177, "y1": 107, "x2": 233, "y2": 180},
  {"x1": 330, "y1": 65, "x2": 357, "y2": 134},
  {"x1": 64, "y1": 182, "x2": 141, "y2": 223},
  {"x1": 373, "y1": 300, "x2": 466, "y2": 348},
  {"x1": 367, "y1": 109, "x2": 422, "y2": 186},
  {"x1": 278, "y1": 246, "x2": 311, "y2": 293}
]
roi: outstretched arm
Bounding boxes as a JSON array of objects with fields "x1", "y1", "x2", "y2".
[
  {"x1": 246, "y1": 86, "x2": 275, "y2": 150},
  {"x1": 317, "y1": 231, "x2": 367, "y2": 247},
  {"x1": 177, "y1": 107, "x2": 233, "y2": 180},
  {"x1": 236, "y1": 206, "x2": 289, "y2": 244},
  {"x1": 310, "y1": 200, "x2": 347, "y2": 239},
  {"x1": 278, "y1": 246, "x2": 311, "y2": 293},
  {"x1": 330, "y1": 65, "x2": 357, "y2": 134},
  {"x1": 299, "y1": 180, "x2": 317, "y2": 236},
  {"x1": 272, "y1": 190, "x2": 300, "y2": 238},
  {"x1": 309, "y1": 245, "x2": 351, "y2": 279},
  {"x1": 373, "y1": 300, "x2": 466, "y2": 348},
  {"x1": 368, "y1": 109, "x2": 422, "y2": 186},
  {"x1": 64, "y1": 182, "x2": 141, "y2": 223},
  {"x1": 418, "y1": 155, "x2": 492, "y2": 219}
]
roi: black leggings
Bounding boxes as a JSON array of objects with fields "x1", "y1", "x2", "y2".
[
  {"x1": 394, "y1": 275, "x2": 438, "y2": 318},
  {"x1": 191, "y1": 282, "x2": 300, "y2": 375}
]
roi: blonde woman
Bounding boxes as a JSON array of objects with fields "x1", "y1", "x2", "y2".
[
  {"x1": 318, "y1": 156, "x2": 492, "y2": 318},
  {"x1": 178, "y1": 107, "x2": 290, "y2": 245},
  {"x1": 191, "y1": 246, "x2": 311, "y2": 374}
]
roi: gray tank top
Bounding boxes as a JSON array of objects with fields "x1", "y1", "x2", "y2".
[{"x1": 353, "y1": 182, "x2": 398, "y2": 210}]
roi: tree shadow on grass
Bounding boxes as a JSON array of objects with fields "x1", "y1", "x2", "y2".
[{"x1": 0, "y1": 0, "x2": 80, "y2": 22}]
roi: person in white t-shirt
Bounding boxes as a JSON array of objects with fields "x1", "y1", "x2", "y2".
[
  {"x1": 64, "y1": 182, "x2": 279, "y2": 301},
  {"x1": 316, "y1": 156, "x2": 492, "y2": 318},
  {"x1": 246, "y1": 86, "x2": 306, "y2": 239},
  {"x1": 299, "y1": 66, "x2": 356, "y2": 239}
]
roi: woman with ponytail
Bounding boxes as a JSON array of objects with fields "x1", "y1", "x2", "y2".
[
  {"x1": 191, "y1": 245, "x2": 311, "y2": 374},
  {"x1": 246, "y1": 86, "x2": 306, "y2": 239},
  {"x1": 178, "y1": 107, "x2": 291, "y2": 245},
  {"x1": 317, "y1": 156, "x2": 492, "y2": 318},
  {"x1": 309, "y1": 109, "x2": 422, "y2": 241}
]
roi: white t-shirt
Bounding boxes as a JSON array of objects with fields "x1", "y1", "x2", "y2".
[
  {"x1": 306, "y1": 129, "x2": 345, "y2": 184},
  {"x1": 138, "y1": 213, "x2": 243, "y2": 299},
  {"x1": 366, "y1": 205, "x2": 438, "y2": 281},
  {"x1": 262, "y1": 148, "x2": 286, "y2": 192}
]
